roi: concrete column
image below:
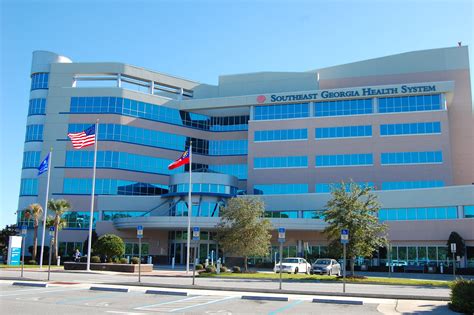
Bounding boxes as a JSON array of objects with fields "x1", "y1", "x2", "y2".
[
  {"x1": 117, "y1": 73, "x2": 122, "y2": 88},
  {"x1": 373, "y1": 97, "x2": 378, "y2": 113},
  {"x1": 149, "y1": 81, "x2": 154, "y2": 95},
  {"x1": 250, "y1": 106, "x2": 255, "y2": 120},
  {"x1": 309, "y1": 102, "x2": 314, "y2": 117},
  {"x1": 457, "y1": 205, "x2": 463, "y2": 219}
]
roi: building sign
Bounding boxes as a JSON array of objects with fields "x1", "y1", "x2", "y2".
[
  {"x1": 7, "y1": 236, "x2": 22, "y2": 266},
  {"x1": 257, "y1": 83, "x2": 439, "y2": 104}
]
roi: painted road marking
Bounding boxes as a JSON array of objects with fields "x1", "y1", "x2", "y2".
[
  {"x1": 268, "y1": 300, "x2": 304, "y2": 315},
  {"x1": 0, "y1": 287, "x2": 85, "y2": 297},
  {"x1": 170, "y1": 296, "x2": 236, "y2": 312},
  {"x1": 134, "y1": 295, "x2": 202, "y2": 310}
]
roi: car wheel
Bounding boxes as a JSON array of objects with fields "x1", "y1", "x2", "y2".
[
  {"x1": 294, "y1": 267, "x2": 299, "y2": 274},
  {"x1": 327, "y1": 269, "x2": 331, "y2": 276}
]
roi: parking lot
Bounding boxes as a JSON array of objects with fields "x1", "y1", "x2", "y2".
[{"x1": 0, "y1": 281, "x2": 391, "y2": 314}]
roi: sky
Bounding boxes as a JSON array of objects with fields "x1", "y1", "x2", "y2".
[{"x1": 0, "y1": 0, "x2": 473, "y2": 227}]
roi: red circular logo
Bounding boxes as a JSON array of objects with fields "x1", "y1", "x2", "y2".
[{"x1": 256, "y1": 95, "x2": 266, "y2": 104}]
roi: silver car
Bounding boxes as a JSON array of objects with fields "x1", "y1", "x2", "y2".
[{"x1": 310, "y1": 258, "x2": 341, "y2": 276}]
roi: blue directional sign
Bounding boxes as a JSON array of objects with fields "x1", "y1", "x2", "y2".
[
  {"x1": 21, "y1": 225, "x2": 27, "y2": 236},
  {"x1": 137, "y1": 225, "x2": 143, "y2": 238},
  {"x1": 49, "y1": 226, "x2": 55, "y2": 236},
  {"x1": 341, "y1": 229, "x2": 349, "y2": 244},
  {"x1": 193, "y1": 227, "x2": 200, "y2": 241},
  {"x1": 278, "y1": 227, "x2": 286, "y2": 243}
]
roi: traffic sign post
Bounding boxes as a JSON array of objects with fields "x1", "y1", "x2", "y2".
[
  {"x1": 341, "y1": 229, "x2": 349, "y2": 293},
  {"x1": 192, "y1": 227, "x2": 200, "y2": 285},
  {"x1": 137, "y1": 226, "x2": 143, "y2": 283},
  {"x1": 48, "y1": 227, "x2": 55, "y2": 281},
  {"x1": 278, "y1": 227, "x2": 285, "y2": 290},
  {"x1": 451, "y1": 243, "x2": 456, "y2": 278},
  {"x1": 20, "y1": 226, "x2": 27, "y2": 278}
]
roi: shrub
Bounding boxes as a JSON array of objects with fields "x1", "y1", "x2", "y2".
[
  {"x1": 119, "y1": 258, "x2": 128, "y2": 264},
  {"x1": 449, "y1": 278, "x2": 474, "y2": 314},
  {"x1": 94, "y1": 234, "x2": 125, "y2": 260},
  {"x1": 205, "y1": 265, "x2": 216, "y2": 273},
  {"x1": 220, "y1": 266, "x2": 227, "y2": 273},
  {"x1": 232, "y1": 266, "x2": 241, "y2": 273},
  {"x1": 27, "y1": 260, "x2": 37, "y2": 265},
  {"x1": 80, "y1": 256, "x2": 87, "y2": 262},
  {"x1": 131, "y1": 257, "x2": 140, "y2": 264},
  {"x1": 91, "y1": 256, "x2": 101, "y2": 263},
  {"x1": 195, "y1": 264, "x2": 204, "y2": 270}
]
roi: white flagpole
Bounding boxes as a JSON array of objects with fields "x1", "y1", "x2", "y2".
[
  {"x1": 186, "y1": 142, "x2": 192, "y2": 273},
  {"x1": 86, "y1": 119, "x2": 99, "y2": 271},
  {"x1": 39, "y1": 148, "x2": 52, "y2": 270}
]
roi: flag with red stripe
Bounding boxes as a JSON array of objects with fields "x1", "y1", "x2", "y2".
[
  {"x1": 168, "y1": 150, "x2": 190, "y2": 170},
  {"x1": 67, "y1": 125, "x2": 96, "y2": 149}
]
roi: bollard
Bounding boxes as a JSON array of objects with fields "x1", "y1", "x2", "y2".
[
  {"x1": 57, "y1": 256, "x2": 61, "y2": 266},
  {"x1": 171, "y1": 257, "x2": 175, "y2": 269},
  {"x1": 148, "y1": 256, "x2": 152, "y2": 264}
]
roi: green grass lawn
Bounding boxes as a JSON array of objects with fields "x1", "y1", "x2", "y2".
[{"x1": 199, "y1": 272, "x2": 451, "y2": 287}]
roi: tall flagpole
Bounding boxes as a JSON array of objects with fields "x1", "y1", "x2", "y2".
[
  {"x1": 39, "y1": 148, "x2": 52, "y2": 270},
  {"x1": 86, "y1": 119, "x2": 99, "y2": 271},
  {"x1": 186, "y1": 141, "x2": 193, "y2": 273}
]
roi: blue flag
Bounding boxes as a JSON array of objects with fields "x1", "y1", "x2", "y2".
[{"x1": 38, "y1": 153, "x2": 50, "y2": 176}]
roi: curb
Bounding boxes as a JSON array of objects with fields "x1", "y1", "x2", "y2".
[
  {"x1": 313, "y1": 298, "x2": 363, "y2": 305},
  {"x1": 145, "y1": 290, "x2": 188, "y2": 296},
  {"x1": 90, "y1": 286, "x2": 129, "y2": 293},
  {"x1": 12, "y1": 282, "x2": 48, "y2": 287},
  {"x1": 107, "y1": 281, "x2": 450, "y2": 301},
  {"x1": 242, "y1": 295, "x2": 288, "y2": 301}
]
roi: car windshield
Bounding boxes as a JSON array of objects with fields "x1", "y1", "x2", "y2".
[
  {"x1": 315, "y1": 259, "x2": 331, "y2": 265},
  {"x1": 282, "y1": 258, "x2": 299, "y2": 263}
]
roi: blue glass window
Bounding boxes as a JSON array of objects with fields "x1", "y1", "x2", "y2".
[
  {"x1": 170, "y1": 201, "x2": 223, "y2": 217},
  {"x1": 208, "y1": 164, "x2": 247, "y2": 180},
  {"x1": 302, "y1": 210, "x2": 325, "y2": 219},
  {"x1": 22, "y1": 151, "x2": 41, "y2": 168},
  {"x1": 70, "y1": 97, "x2": 248, "y2": 131},
  {"x1": 380, "y1": 122, "x2": 441, "y2": 136},
  {"x1": 62, "y1": 212, "x2": 98, "y2": 229},
  {"x1": 254, "y1": 156, "x2": 308, "y2": 169},
  {"x1": 63, "y1": 178, "x2": 168, "y2": 195},
  {"x1": 378, "y1": 94, "x2": 441, "y2": 113},
  {"x1": 254, "y1": 103, "x2": 309, "y2": 120},
  {"x1": 25, "y1": 124, "x2": 43, "y2": 142},
  {"x1": 168, "y1": 183, "x2": 237, "y2": 195},
  {"x1": 102, "y1": 211, "x2": 150, "y2": 221},
  {"x1": 380, "y1": 206, "x2": 457, "y2": 221},
  {"x1": 464, "y1": 206, "x2": 474, "y2": 218},
  {"x1": 315, "y1": 182, "x2": 375, "y2": 193},
  {"x1": 381, "y1": 151, "x2": 443, "y2": 165},
  {"x1": 381, "y1": 181, "x2": 444, "y2": 190},
  {"x1": 31, "y1": 73, "x2": 49, "y2": 90},
  {"x1": 28, "y1": 98, "x2": 46, "y2": 116},
  {"x1": 209, "y1": 140, "x2": 248, "y2": 155},
  {"x1": 253, "y1": 184, "x2": 308, "y2": 195},
  {"x1": 315, "y1": 125, "x2": 372, "y2": 139},
  {"x1": 314, "y1": 99, "x2": 372, "y2": 117},
  {"x1": 65, "y1": 151, "x2": 180, "y2": 175},
  {"x1": 255, "y1": 129, "x2": 307, "y2": 142},
  {"x1": 315, "y1": 154, "x2": 373, "y2": 167},
  {"x1": 20, "y1": 178, "x2": 38, "y2": 196}
]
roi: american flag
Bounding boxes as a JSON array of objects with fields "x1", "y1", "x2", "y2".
[{"x1": 67, "y1": 125, "x2": 96, "y2": 149}]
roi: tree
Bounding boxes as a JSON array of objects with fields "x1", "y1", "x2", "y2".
[
  {"x1": 0, "y1": 224, "x2": 18, "y2": 259},
  {"x1": 447, "y1": 231, "x2": 466, "y2": 258},
  {"x1": 27, "y1": 203, "x2": 43, "y2": 261},
  {"x1": 94, "y1": 234, "x2": 125, "y2": 261},
  {"x1": 84, "y1": 230, "x2": 99, "y2": 257},
  {"x1": 323, "y1": 181, "x2": 388, "y2": 275},
  {"x1": 47, "y1": 199, "x2": 71, "y2": 261},
  {"x1": 216, "y1": 197, "x2": 272, "y2": 272}
]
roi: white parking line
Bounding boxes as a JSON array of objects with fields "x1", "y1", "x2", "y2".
[
  {"x1": 0, "y1": 287, "x2": 85, "y2": 297},
  {"x1": 170, "y1": 296, "x2": 236, "y2": 312},
  {"x1": 134, "y1": 295, "x2": 202, "y2": 310}
]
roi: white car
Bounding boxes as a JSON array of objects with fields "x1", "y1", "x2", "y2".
[{"x1": 274, "y1": 257, "x2": 311, "y2": 274}]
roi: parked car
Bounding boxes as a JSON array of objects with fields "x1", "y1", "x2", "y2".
[
  {"x1": 274, "y1": 257, "x2": 311, "y2": 274},
  {"x1": 385, "y1": 260, "x2": 408, "y2": 267},
  {"x1": 310, "y1": 258, "x2": 341, "y2": 276}
]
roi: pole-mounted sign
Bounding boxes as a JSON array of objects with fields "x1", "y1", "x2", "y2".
[
  {"x1": 278, "y1": 227, "x2": 286, "y2": 243},
  {"x1": 341, "y1": 229, "x2": 349, "y2": 244},
  {"x1": 450, "y1": 243, "x2": 456, "y2": 253},
  {"x1": 192, "y1": 227, "x2": 200, "y2": 241},
  {"x1": 21, "y1": 226, "x2": 27, "y2": 236},
  {"x1": 137, "y1": 225, "x2": 143, "y2": 239},
  {"x1": 49, "y1": 226, "x2": 55, "y2": 237}
]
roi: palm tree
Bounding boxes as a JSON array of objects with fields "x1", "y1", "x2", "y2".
[
  {"x1": 27, "y1": 204, "x2": 43, "y2": 262},
  {"x1": 47, "y1": 199, "x2": 71, "y2": 262}
]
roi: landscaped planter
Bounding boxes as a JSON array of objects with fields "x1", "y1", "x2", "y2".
[{"x1": 64, "y1": 262, "x2": 153, "y2": 272}]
